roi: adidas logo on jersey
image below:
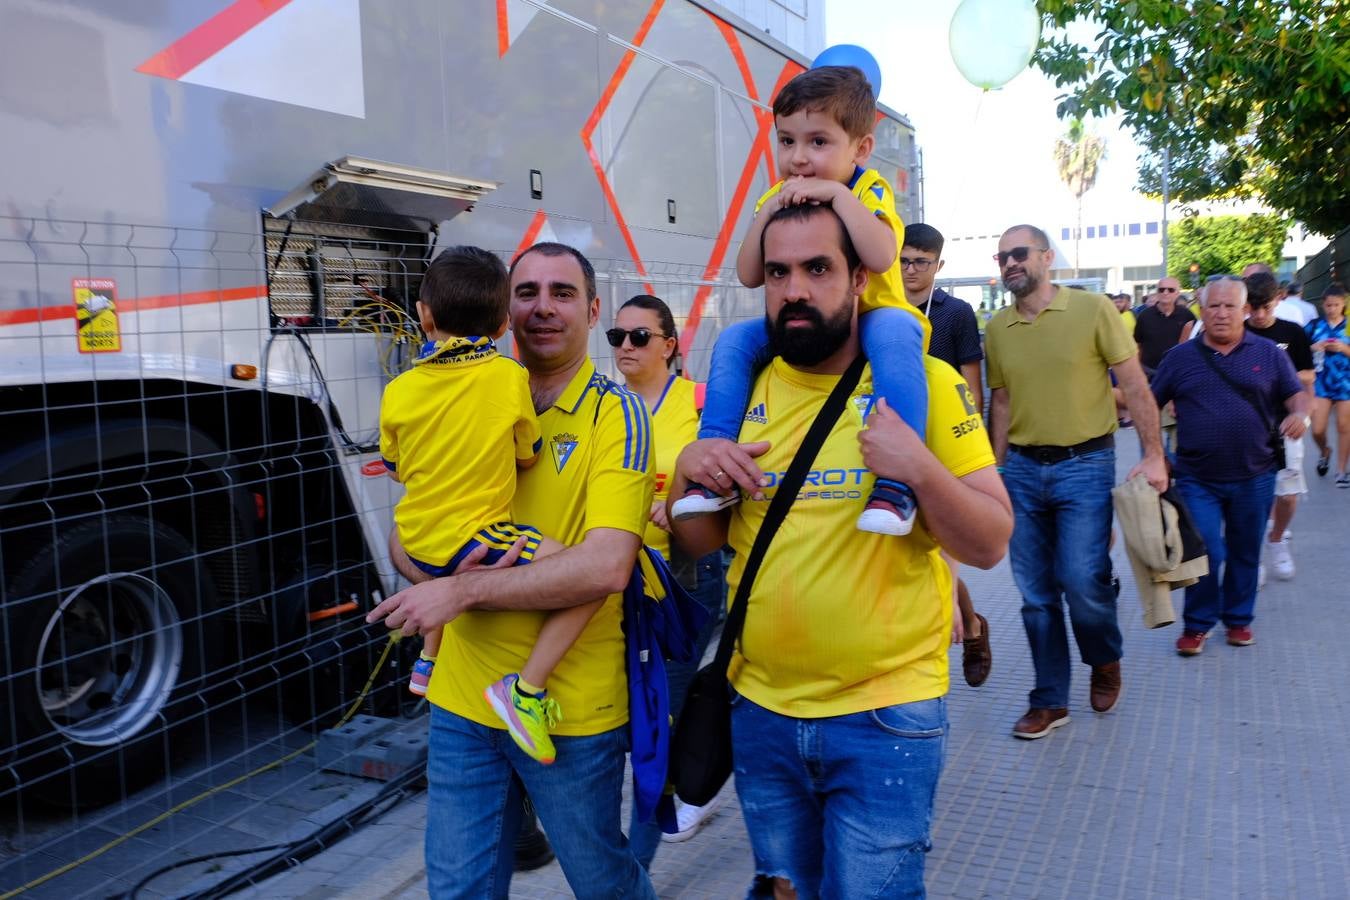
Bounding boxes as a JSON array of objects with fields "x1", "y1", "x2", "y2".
[{"x1": 743, "y1": 402, "x2": 768, "y2": 425}]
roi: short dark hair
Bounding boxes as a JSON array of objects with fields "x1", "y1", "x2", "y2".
[
  {"x1": 419, "y1": 245, "x2": 509, "y2": 336},
  {"x1": 1325, "y1": 283, "x2": 1347, "y2": 299},
  {"x1": 903, "y1": 223, "x2": 945, "y2": 257},
  {"x1": 760, "y1": 202, "x2": 862, "y2": 275},
  {"x1": 772, "y1": 66, "x2": 876, "y2": 141},
  {"x1": 1244, "y1": 271, "x2": 1279, "y2": 308},
  {"x1": 509, "y1": 242, "x2": 598, "y2": 300},
  {"x1": 1003, "y1": 223, "x2": 1052, "y2": 249}
]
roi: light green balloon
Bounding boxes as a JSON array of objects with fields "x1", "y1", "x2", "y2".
[{"x1": 949, "y1": 0, "x2": 1041, "y2": 90}]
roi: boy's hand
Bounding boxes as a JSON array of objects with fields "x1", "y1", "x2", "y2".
[
  {"x1": 677, "y1": 437, "x2": 772, "y2": 501},
  {"x1": 779, "y1": 177, "x2": 845, "y2": 208},
  {"x1": 650, "y1": 500, "x2": 671, "y2": 533}
]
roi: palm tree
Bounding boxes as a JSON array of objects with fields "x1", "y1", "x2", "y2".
[{"x1": 1053, "y1": 118, "x2": 1107, "y2": 278}]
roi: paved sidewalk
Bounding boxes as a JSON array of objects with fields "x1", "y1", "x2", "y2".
[{"x1": 245, "y1": 441, "x2": 1350, "y2": 899}]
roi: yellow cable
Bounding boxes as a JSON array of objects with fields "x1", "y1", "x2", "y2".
[{"x1": 0, "y1": 632, "x2": 404, "y2": 900}]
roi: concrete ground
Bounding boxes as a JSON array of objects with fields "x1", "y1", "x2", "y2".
[{"x1": 6, "y1": 437, "x2": 1348, "y2": 898}]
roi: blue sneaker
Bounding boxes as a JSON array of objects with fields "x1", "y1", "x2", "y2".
[
  {"x1": 409, "y1": 657, "x2": 434, "y2": 696},
  {"x1": 856, "y1": 479, "x2": 918, "y2": 536}
]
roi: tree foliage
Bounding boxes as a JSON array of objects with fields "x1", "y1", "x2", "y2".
[
  {"x1": 1053, "y1": 118, "x2": 1106, "y2": 276},
  {"x1": 1165, "y1": 213, "x2": 1289, "y2": 282},
  {"x1": 1034, "y1": 0, "x2": 1350, "y2": 235}
]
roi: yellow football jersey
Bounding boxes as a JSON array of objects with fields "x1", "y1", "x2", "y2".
[
  {"x1": 645, "y1": 375, "x2": 700, "y2": 559},
  {"x1": 379, "y1": 338, "x2": 540, "y2": 567},
  {"x1": 427, "y1": 358, "x2": 654, "y2": 735},
  {"x1": 726, "y1": 355, "x2": 994, "y2": 718}
]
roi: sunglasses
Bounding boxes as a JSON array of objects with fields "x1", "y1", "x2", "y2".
[
  {"x1": 605, "y1": 327, "x2": 669, "y2": 348},
  {"x1": 1158, "y1": 286, "x2": 1179, "y2": 293},
  {"x1": 899, "y1": 256, "x2": 937, "y2": 272},
  {"x1": 994, "y1": 246, "x2": 1046, "y2": 266}
]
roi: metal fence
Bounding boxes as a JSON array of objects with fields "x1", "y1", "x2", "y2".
[
  {"x1": 1295, "y1": 224, "x2": 1349, "y2": 304},
  {"x1": 0, "y1": 213, "x2": 749, "y2": 897}
]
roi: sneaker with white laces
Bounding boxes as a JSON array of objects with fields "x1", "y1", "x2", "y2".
[
  {"x1": 671, "y1": 483, "x2": 740, "y2": 520},
  {"x1": 661, "y1": 793, "x2": 724, "y2": 842},
  {"x1": 1268, "y1": 537, "x2": 1295, "y2": 580},
  {"x1": 1337, "y1": 473, "x2": 1350, "y2": 489}
]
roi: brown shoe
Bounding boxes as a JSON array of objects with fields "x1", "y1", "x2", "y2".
[
  {"x1": 1089, "y1": 661, "x2": 1122, "y2": 712},
  {"x1": 962, "y1": 613, "x2": 992, "y2": 687},
  {"x1": 1012, "y1": 707, "x2": 1069, "y2": 739}
]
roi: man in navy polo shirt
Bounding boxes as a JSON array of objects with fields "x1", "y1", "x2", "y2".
[{"x1": 1150, "y1": 276, "x2": 1309, "y2": 656}]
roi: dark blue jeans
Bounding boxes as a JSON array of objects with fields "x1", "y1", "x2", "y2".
[
  {"x1": 425, "y1": 707, "x2": 655, "y2": 899},
  {"x1": 1174, "y1": 473, "x2": 1276, "y2": 632},
  {"x1": 1003, "y1": 448, "x2": 1122, "y2": 709},
  {"x1": 731, "y1": 693, "x2": 947, "y2": 899},
  {"x1": 627, "y1": 549, "x2": 727, "y2": 868}
]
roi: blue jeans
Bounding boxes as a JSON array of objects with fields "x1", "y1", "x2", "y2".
[
  {"x1": 425, "y1": 707, "x2": 655, "y2": 900},
  {"x1": 699, "y1": 311, "x2": 927, "y2": 442},
  {"x1": 627, "y1": 549, "x2": 727, "y2": 868},
  {"x1": 731, "y1": 693, "x2": 947, "y2": 899},
  {"x1": 1174, "y1": 473, "x2": 1276, "y2": 632},
  {"x1": 1002, "y1": 448, "x2": 1122, "y2": 709}
]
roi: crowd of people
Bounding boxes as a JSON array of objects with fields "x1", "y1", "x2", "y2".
[{"x1": 358, "y1": 61, "x2": 1344, "y2": 899}]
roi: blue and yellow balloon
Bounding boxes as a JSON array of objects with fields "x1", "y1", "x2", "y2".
[
  {"x1": 949, "y1": 0, "x2": 1041, "y2": 90},
  {"x1": 811, "y1": 44, "x2": 882, "y2": 99}
]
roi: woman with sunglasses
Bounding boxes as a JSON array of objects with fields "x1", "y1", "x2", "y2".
[
  {"x1": 1305, "y1": 283, "x2": 1350, "y2": 485},
  {"x1": 607, "y1": 295, "x2": 728, "y2": 864}
]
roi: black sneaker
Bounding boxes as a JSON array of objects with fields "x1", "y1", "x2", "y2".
[{"x1": 1317, "y1": 453, "x2": 1331, "y2": 477}]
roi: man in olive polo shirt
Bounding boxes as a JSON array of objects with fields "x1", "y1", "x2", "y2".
[{"x1": 987, "y1": 224, "x2": 1168, "y2": 739}]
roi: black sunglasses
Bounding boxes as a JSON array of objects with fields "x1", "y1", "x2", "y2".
[
  {"x1": 605, "y1": 327, "x2": 669, "y2": 348},
  {"x1": 994, "y1": 246, "x2": 1046, "y2": 266},
  {"x1": 1157, "y1": 286, "x2": 1179, "y2": 293}
]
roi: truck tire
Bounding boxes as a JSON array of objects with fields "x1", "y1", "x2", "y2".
[{"x1": 4, "y1": 515, "x2": 219, "y2": 808}]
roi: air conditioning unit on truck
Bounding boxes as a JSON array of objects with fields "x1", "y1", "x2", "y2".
[{"x1": 0, "y1": 0, "x2": 920, "y2": 807}]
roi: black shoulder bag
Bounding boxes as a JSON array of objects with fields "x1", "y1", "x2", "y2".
[
  {"x1": 670, "y1": 353, "x2": 866, "y2": 806},
  {"x1": 1192, "y1": 340, "x2": 1286, "y2": 469}
]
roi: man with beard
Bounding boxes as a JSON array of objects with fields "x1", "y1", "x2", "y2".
[
  {"x1": 670, "y1": 202, "x2": 1012, "y2": 897},
  {"x1": 986, "y1": 224, "x2": 1167, "y2": 740}
]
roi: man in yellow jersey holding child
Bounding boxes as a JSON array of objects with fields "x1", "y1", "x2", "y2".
[
  {"x1": 370, "y1": 243, "x2": 657, "y2": 899},
  {"x1": 670, "y1": 202, "x2": 1012, "y2": 897}
]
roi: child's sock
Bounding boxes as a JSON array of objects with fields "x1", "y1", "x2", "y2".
[
  {"x1": 515, "y1": 676, "x2": 546, "y2": 698},
  {"x1": 420, "y1": 652, "x2": 437, "y2": 663}
]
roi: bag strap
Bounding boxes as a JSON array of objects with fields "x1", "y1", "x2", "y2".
[
  {"x1": 710, "y1": 353, "x2": 867, "y2": 677},
  {"x1": 1191, "y1": 339, "x2": 1274, "y2": 430}
]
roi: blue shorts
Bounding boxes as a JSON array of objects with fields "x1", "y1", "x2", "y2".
[{"x1": 408, "y1": 522, "x2": 543, "y2": 578}]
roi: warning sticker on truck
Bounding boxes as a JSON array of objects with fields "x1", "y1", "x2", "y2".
[{"x1": 73, "y1": 278, "x2": 121, "y2": 353}]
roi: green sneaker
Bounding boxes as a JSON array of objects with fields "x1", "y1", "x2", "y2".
[{"x1": 485, "y1": 674, "x2": 561, "y2": 764}]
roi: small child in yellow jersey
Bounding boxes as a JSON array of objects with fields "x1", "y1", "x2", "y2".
[
  {"x1": 672, "y1": 65, "x2": 931, "y2": 536},
  {"x1": 379, "y1": 246, "x2": 603, "y2": 765}
]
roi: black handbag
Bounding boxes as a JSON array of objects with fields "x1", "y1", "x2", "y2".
[
  {"x1": 670, "y1": 354, "x2": 866, "y2": 806},
  {"x1": 1192, "y1": 340, "x2": 1286, "y2": 469}
]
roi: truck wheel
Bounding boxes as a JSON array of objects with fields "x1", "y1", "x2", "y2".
[{"x1": 4, "y1": 515, "x2": 218, "y2": 807}]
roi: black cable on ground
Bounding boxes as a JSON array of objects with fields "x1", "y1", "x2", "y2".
[{"x1": 112, "y1": 764, "x2": 425, "y2": 900}]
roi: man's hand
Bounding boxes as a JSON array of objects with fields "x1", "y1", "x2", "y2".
[
  {"x1": 1127, "y1": 453, "x2": 1170, "y2": 494},
  {"x1": 366, "y1": 538, "x2": 526, "y2": 636},
  {"x1": 779, "y1": 177, "x2": 844, "y2": 207},
  {"x1": 1280, "y1": 413, "x2": 1308, "y2": 440},
  {"x1": 858, "y1": 398, "x2": 934, "y2": 486},
  {"x1": 676, "y1": 437, "x2": 771, "y2": 500},
  {"x1": 649, "y1": 500, "x2": 670, "y2": 533}
]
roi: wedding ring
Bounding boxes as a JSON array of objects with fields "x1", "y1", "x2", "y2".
[{"x1": 712, "y1": 470, "x2": 726, "y2": 481}]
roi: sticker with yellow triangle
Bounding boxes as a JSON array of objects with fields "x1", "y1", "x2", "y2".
[{"x1": 549, "y1": 432, "x2": 579, "y2": 473}]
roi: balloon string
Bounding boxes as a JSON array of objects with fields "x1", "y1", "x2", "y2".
[{"x1": 942, "y1": 88, "x2": 987, "y2": 227}]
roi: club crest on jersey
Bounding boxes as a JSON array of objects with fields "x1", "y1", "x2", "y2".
[
  {"x1": 550, "y1": 432, "x2": 579, "y2": 473},
  {"x1": 852, "y1": 393, "x2": 878, "y2": 419},
  {"x1": 743, "y1": 402, "x2": 768, "y2": 425}
]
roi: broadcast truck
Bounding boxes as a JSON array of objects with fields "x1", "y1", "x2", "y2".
[{"x1": 0, "y1": 0, "x2": 921, "y2": 806}]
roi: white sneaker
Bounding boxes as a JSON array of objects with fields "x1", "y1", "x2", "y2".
[
  {"x1": 661, "y1": 793, "x2": 724, "y2": 842},
  {"x1": 671, "y1": 487, "x2": 740, "y2": 520},
  {"x1": 1268, "y1": 537, "x2": 1295, "y2": 580}
]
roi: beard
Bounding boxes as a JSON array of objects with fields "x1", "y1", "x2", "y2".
[
  {"x1": 767, "y1": 300, "x2": 853, "y2": 367},
  {"x1": 1002, "y1": 266, "x2": 1041, "y2": 298}
]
